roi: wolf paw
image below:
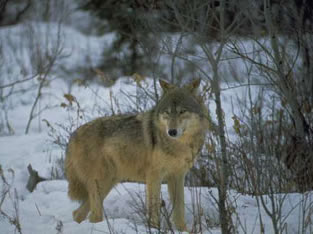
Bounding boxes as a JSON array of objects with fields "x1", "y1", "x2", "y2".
[
  {"x1": 175, "y1": 222, "x2": 188, "y2": 232},
  {"x1": 73, "y1": 209, "x2": 87, "y2": 223},
  {"x1": 89, "y1": 212, "x2": 103, "y2": 223}
]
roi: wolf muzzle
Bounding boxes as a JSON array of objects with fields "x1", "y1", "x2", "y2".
[
  {"x1": 167, "y1": 128, "x2": 184, "y2": 138},
  {"x1": 168, "y1": 128, "x2": 178, "y2": 137}
]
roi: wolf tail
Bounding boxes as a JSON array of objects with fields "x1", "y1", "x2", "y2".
[{"x1": 65, "y1": 159, "x2": 88, "y2": 202}]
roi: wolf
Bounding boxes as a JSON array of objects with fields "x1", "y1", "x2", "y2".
[{"x1": 65, "y1": 79, "x2": 208, "y2": 231}]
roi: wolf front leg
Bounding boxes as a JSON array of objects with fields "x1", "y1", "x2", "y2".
[
  {"x1": 167, "y1": 173, "x2": 188, "y2": 231},
  {"x1": 146, "y1": 175, "x2": 162, "y2": 229}
]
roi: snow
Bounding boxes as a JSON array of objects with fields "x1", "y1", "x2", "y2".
[
  {"x1": 1, "y1": 76, "x2": 312, "y2": 233},
  {"x1": 1, "y1": 20, "x2": 312, "y2": 234}
]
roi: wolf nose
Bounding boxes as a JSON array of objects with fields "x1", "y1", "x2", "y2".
[{"x1": 168, "y1": 129, "x2": 177, "y2": 137}]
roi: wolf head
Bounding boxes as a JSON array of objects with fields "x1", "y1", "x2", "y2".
[{"x1": 155, "y1": 79, "x2": 206, "y2": 139}]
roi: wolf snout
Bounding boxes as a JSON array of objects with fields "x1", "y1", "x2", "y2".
[{"x1": 168, "y1": 129, "x2": 178, "y2": 137}]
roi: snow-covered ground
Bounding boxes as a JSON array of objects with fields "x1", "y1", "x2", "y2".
[
  {"x1": 1, "y1": 20, "x2": 313, "y2": 234},
  {"x1": 1, "y1": 77, "x2": 312, "y2": 234}
]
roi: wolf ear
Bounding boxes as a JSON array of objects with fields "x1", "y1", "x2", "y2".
[
  {"x1": 185, "y1": 79, "x2": 201, "y2": 93},
  {"x1": 159, "y1": 80, "x2": 175, "y2": 92}
]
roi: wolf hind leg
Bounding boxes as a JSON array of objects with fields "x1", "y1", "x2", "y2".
[
  {"x1": 73, "y1": 199, "x2": 90, "y2": 223},
  {"x1": 67, "y1": 169, "x2": 90, "y2": 222},
  {"x1": 88, "y1": 177, "x2": 116, "y2": 223}
]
